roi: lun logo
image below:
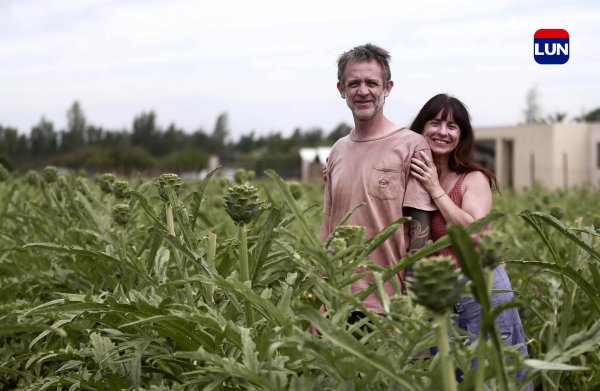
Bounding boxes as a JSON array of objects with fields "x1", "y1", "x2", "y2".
[{"x1": 534, "y1": 29, "x2": 569, "y2": 64}]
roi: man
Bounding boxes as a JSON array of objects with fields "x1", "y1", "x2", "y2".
[{"x1": 321, "y1": 43, "x2": 436, "y2": 313}]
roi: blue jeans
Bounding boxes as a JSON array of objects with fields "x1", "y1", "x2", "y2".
[{"x1": 453, "y1": 265, "x2": 532, "y2": 390}]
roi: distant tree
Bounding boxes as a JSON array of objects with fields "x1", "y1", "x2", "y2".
[
  {"x1": 301, "y1": 127, "x2": 324, "y2": 146},
  {"x1": 289, "y1": 128, "x2": 302, "y2": 146},
  {"x1": 211, "y1": 113, "x2": 229, "y2": 154},
  {"x1": 237, "y1": 131, "x2": 256, "y2": 153},
  {"x1": 62, "y1": 101, "x2": 86, "y2": 152},
  {"x1": 30, "y1": 117, "x2": 58, "y2": 157},
  {"x1": 190, "y1": 128, "x2": 211, "y2": 152},
  {"x1": 543, "y1": 112, "x2": 568, "y2": 124},
  {"x1": 131, "y1": 111, "x2": 159, "y2": 153},
  {"x1": 0, "y1": 125, "x2": 21, "y2": 160},
  {"x1": 327, "y1": 122, "x2": 351, "y2": 144},
  {"x1": 159, "y1": 123, "x2": 186, "y2": 156},
  {"x1": 101, "y1": 129, "x2": 130, "y2": 148},
  {"x1": 86, "y1": 125, "x2": 104, "y2": 146},
  {"x1": 16, "y1": 134, "x2": 29, "y2": 158},
  {"x1": 523, "y1": 85, "x2": 542, "y2": 124},
  {"x1": 159, "y1": 147, "x2": 209, "y2": 171},
  {"x1": 576, "y1": 107, "x2": 600, "y2": 122}
]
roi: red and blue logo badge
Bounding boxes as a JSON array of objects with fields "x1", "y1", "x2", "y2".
[{"x1": 534, "y1": 29, "x2": 569, "y2": 64}]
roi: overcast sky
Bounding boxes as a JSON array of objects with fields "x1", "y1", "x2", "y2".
[{"x1": 1, "y1": 0, "x2": 598, "y2": 140}]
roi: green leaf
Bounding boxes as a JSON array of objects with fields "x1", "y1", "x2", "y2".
[
  {"x1": 362, "y1": 217, "x2": 410, "y2": 257},
  {"x1": 506, "y1": 260, "x2": 600, "y2": 314},
  {"x1": 251, "y1": 206, "x2": 283, "y2": 282},
  {"x1": 128, "y1": 190, "x2": 167, "y2": 230},
  {"x1": 447, "y1": 225, "x2": 490, "y2": 311},
  {"x1": 297, "y1": 306, "x2": 417, "y2": 390},
  {"x1": 524, "y1": 359, "x2": 589, "y2": 371},
  {"x1": 190, "y1": 166, "x2": 220, "y2": 231},
  {"x1": 265, "y1": 169, "x2": 320, "y2": 249}
]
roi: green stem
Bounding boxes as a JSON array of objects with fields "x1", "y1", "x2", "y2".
[
  {"x1": 435, "y1": 313, "x2": 457, "y2": 391},
  {"x1": 206, "y1": 232, "x2": 217, "y2": 303},
  {"x1": 485, "y1": 268, "x2": 509, "y2": 391},
  {"x1": 474, "y1": 338, "x2": 486, "y2": 391},
  {"x1": 239, "y1": 224, "x2": 254, "y2": 325},
  {"x1": 166, "y1": 203, "x2": 195, "y2": 306}
]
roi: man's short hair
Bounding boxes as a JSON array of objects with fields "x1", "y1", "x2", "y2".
[{"x1": 337, "y1": 43, "x2": 391, "y2": 84}]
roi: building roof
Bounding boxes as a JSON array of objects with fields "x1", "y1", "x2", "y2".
[{"x1": 299, "y1": 147, "x2": 331, "y2": 164}]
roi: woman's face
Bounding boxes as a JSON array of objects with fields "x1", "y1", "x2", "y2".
[{"x1": 422, "y1": 110, "x2": 461, "y2": 157}]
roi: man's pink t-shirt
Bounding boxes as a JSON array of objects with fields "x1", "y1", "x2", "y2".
[{"x1": 323, "y1": 127, "x2": 436, "y2": 312}]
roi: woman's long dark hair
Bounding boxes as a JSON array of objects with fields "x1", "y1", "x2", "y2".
[{"x1": 410, "y1": 93, "x2": 498, "y2": 190}]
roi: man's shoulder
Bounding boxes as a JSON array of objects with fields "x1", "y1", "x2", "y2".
[
  {"x1": 388, "y1": 128, "x2": 430, "y2": 150},
  {"x1": 330, "y1": 133, "x2": 352, "y2": 150},
  {"x1": 401, "y1": 128, "x2": 427, "y2": 142}
]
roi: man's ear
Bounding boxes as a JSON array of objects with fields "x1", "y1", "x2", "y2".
[
  {"x1": 337, "y1": 82, "x2": 346, "y2": 99},
  {"x1": 384, "y1": 80, "x2": 394, "y2": 97}
]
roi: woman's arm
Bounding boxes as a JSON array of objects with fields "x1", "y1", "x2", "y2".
[
  {"x1": 435, "y1": 171, "x2": 492, "y2": 226},
  {"x1": 410, "y1": 151, "x2": 491, "y2": 227}
]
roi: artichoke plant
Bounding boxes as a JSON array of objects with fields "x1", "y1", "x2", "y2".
[
  {"x1": 98, "y1": 173, "x2": 116, "y2": 194},
  {"x1": 224, "y1": 184, "x2": 263, "y2": 326},
  {"x1": 332, "y1": 225, "x2": 366, "y2": 248},
  {"x1": 43, "y1": 166, "x2": 58, "y2": 183},
  {"x1": 157, "y1": 173, "x2": 182, "y2": 202},
  {"x1": 289, "y1": 182, "x2": 303, "y2": 200},
  {"x1": 113, "y1": 180, "x2": 130, "y2": 199},
  {"x1": 224, "y1": 184, "x2": 261, "y2": 226},
  {"x1": 112, "y1": 204, "x2": 131, "y2": 226},
  {"x1": 25, "y1": 170, "x2": 40, "y2": 186},
  {"x1": 478, "y1": 231, "x2": 504, "y2": 269},
  {"x1": 408, "y1": 256, "x2": 463, "y2": 314},
  {"x1": 0, "y1": 164, "x2": 9, "y2": 181},
  {"x1": 407, "y1": 256, "x2": 464, "y2": 391}
]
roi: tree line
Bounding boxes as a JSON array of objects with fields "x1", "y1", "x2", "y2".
[{"x1": 0, "y1": 101, "x2": 351, "y2": 177}]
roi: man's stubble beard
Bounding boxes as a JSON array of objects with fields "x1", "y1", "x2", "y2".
[{"x1": 347, "y1": 96, "x2": 386, "y2": 121}]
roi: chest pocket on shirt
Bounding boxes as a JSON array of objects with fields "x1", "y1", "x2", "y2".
[{"x1": 368, "y1": 167, "x2": 402, "y2": 200}]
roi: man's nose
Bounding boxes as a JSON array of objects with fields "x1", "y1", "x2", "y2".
[{"x1": 357, "y1": 83, "x2": 369, "y2": 95}]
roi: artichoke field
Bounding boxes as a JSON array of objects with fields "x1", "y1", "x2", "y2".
[{"x1": 0, "y1": 166, "x2": 599, "y2": 390}]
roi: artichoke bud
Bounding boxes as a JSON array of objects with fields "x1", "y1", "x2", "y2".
[
  {"x1": 390, "y1": 294, "x2": 414, "y2": 317},
  {"x1": 549, "y1": 205, "x2": 564, "y2": 220},
  {"x1": 289, "y1": 182, "x2": 303, "y2": 200},
  {"x1": 224, "y1": 184, "x2": 261, "y2": 225},
  {"x1": 219, "y1": 178, "x2": 231, "y2": 189},
  {"x1": 157, "y1": 173, "x2": 183, "y2": 202},
  {"x1": 407, "y1": 256, "x2": 464, "y2": 314},
  {"x1": 0, "y1": 164, "x2": 9, "y2": 181},
  {"x1": 112, "y1": 203, "x2": 131, "y2": 226},
  {"x1": 333, "y1": 225, "x2": 366, "y2": 247},
  {"x1": 43, "y1": 166, "x2": 58, "y2": 183},
  {"x1": 25, "y1": 170, "x2": 40, "y2": 186},
  {"x1": 542, "y1": 195, "x2": 550, "y2": 205},
  {"x1": 57, "y1": 175, "x2": 68, "y2": 188},
  {"x1": 98, "y1": 173, "x2": 116, "y2": 194},
  {"x1": 234, "y1": 169, "x2": 247, "y2": 185},
  {"x1": 327, "y1": 237, "x2": 347, "y2": 255},
  {"x1": 113, "y1": 180, "x2": 131, "y2": 199},
  {"x1": 478, "y1": 231, "x2": 503, "y2": 269}
]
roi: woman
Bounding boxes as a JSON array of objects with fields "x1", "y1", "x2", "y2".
[{"x1": 409, "y1": 93, "x2": 529, "y2": 382}]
